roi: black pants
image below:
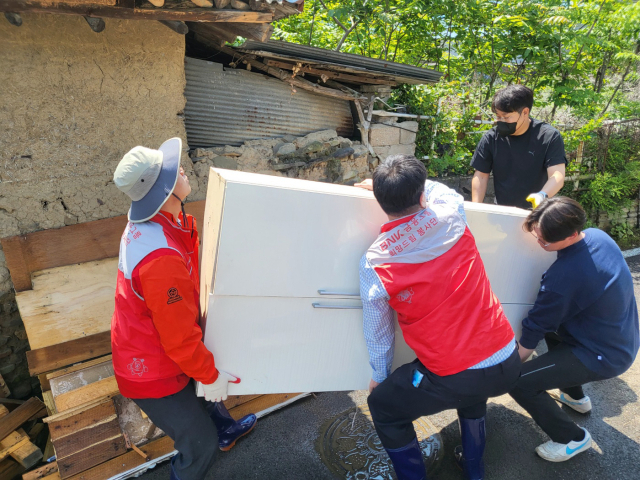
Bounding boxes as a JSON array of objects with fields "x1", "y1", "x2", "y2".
[
  {"x1": 509, "y1": 333, "x2": 607, "y2": 444},
  {"x1": 368, "y1": 348, "x2": 521, "y2": 449},
  {"x1": 133, "y1": 383, "x2": 218, "y2": 480}
]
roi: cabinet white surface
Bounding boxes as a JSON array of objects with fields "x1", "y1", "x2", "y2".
[{"x1": 198, "y1": 169, "x2": 554, "y2": 395}]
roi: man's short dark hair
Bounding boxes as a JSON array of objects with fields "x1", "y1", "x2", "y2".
[
  {"x1": 491, "y1": 85, "x2": 534, "y2": 114},
  {"x1": 372, "y1": 155, "x2": 427, "y2": 215},
  {"x1": 523, "y1": 197, "x2": 587, "y2": 243}
]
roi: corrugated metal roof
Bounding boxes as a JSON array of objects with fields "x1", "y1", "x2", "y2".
[
  {"x1": 184, "y1": 57, "x2": 354, "y2": 147},
  {"x1": 236, "y1": 40, "x2": 443, "y2": 84}
]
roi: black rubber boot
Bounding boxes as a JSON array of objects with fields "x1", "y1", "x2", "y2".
[
  {"x1": 385, "y1": 437, "x2": 427, "y2": 480},
  {"x1": 206, "y1": 401, "x2": 257, "y2": 451},
  {"x1": 455, "y1": 416, "x2": 486, "y2": 480}
]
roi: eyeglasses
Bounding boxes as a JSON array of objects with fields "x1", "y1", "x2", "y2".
[{"x1": 530, "y1": 231, "x2": 550, "y2": 247}]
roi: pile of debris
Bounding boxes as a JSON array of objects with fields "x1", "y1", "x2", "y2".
[
  {"x1": 190, "y1": 129, "x2": 373, "y2": 186},
  {"x1": 0, "y1": 395, "x2": 48, "y2": 480}
]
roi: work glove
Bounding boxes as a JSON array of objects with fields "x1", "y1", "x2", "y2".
[
  {"x1": 202, "y1": 370, "x2": 240, "y2": 402},
  {"x1": 526, "y1": 191, "x2": 547, "y2": 209}
]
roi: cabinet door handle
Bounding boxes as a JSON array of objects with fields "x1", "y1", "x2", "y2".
[
  {"x1": 318, "y1": 290, "x2": 360, "y2": 296},
  {"x1": 312, "y1": 303, "x2": 363, "y2": 309}
]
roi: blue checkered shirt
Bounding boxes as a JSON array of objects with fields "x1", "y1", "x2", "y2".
[{"x1": 359, "y1": 180, "x2": 516, "y2": 383}]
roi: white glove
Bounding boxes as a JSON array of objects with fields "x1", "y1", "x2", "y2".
[{"x1": 202, "y1": 371, "x2": 239, "y2": 402}]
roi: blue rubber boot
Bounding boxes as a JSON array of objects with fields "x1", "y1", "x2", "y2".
[
  {"x1": 454, "y1": 416, "x2": 486, "y2": 480},
  {"x1": 169, "y1": 457, "x2": 180, "y2": 480},
  {"x1": 385, "y1": 437, "x2": 427, "y2": 480},
  {"x1": 206, "y1": 401, "x2": 257, "y2": 451}
]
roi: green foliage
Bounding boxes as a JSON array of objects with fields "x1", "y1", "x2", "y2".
[{"x1": 274, "y1": 0, "x2": 640, "y2": 236}]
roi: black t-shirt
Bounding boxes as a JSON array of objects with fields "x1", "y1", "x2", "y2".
[{"x1": 470, "y1": 118, "x2": 567, "y2": 208}]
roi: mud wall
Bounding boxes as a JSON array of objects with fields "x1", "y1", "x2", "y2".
[{"x1": 0, "y1": 13, "x2": 189, "y2": 397}]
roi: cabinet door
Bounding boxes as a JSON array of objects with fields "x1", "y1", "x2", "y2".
[
  {"x1": 200, "y1": 296, "x2": 533, "y2": 395},
  {"x1": 211, "y1": 182, "x2": 387, "y2": 299},
  {"x1": 202, "y1": 295, "x2": 372, "y2": 395},
  {"x1": 465, "y1": 202, "x2": 554, "y2": 304}
]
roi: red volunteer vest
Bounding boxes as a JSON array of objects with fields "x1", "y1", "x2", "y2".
[
  {"x1": 367, "y1": 205, "x2": 514, "y2": 376},
  {"x1": 111, "y1": 213, "x2": 199, "y2": 385}
]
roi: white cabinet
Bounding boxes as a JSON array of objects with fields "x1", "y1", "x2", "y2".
[{"x1": 199, "y1": 169, "x2": 554, "y2": 395}]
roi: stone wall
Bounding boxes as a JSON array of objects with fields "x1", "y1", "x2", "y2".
[
  {"x1": 369, "y1": 117, "x2": 418, "y2": 162},
  {"x1": 0, "y1": 14, "x2": 190, "y2": 398},
  {"x1": 189, "y1": 129, "x2": 373, "y2": 188}
]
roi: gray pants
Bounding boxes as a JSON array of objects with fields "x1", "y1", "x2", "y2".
[{"x1": 133, "y1": 383, "x2": 218, "y2": 480}]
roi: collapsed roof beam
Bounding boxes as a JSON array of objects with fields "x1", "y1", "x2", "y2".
[
  {"x1": 0, "y1": 1, "x2": 273, "y2": 22},
  {"x1": 160, "y1": 20, "x2": 189, "y2": 35},
  {"x1": 4, "y1": 12, "x2": 22, "y2": 26},
  {"x1": 214, "y1": 44, "x2": 364, "y2": 102}
]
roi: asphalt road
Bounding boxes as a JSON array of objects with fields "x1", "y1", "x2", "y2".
[{"x1": 142, "y1": 256, "x2": 640, "y2": 480}]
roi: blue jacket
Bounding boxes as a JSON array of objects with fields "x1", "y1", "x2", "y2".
[{"x1": 520, "y1": 228, "x2": 639, "y2": 377}]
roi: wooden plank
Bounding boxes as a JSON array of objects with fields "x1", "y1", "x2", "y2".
[
  {"x1": 22, "y1": 461, "x2": 57, "y2": 480},
  {"x1": 0, "y1": 216, "x2": 124, "y2": 293},
  {"x1": 1, "y1": 200, "x2": 204, "y2": 294},
  {"x1": 46, "y1": 356, "x2": 112, "y2": 384},
  {"x1": 53, "y1": 417, "x2": 120, "y2": 460},
  {"x1": 0, "y1": 236, "x2": 32, "y2": 292},
  {"x1": 57, "y1": 435, "x2": 126, "y2": 479},
  {"x1": 48, "y1": 401, "x2": 115, "y2": 441},
  {"x1": 228, "y1": 392, "x2": 303, "y2": 420},
  {"x1": 0, "y1": 398, "x2": 46, "y2": 443},
  {"x1": 66, "y1": 435, "x2": 174, "y2": 480},
  {"x1": 223, "y1": 394, "x2": 261, "y2": 410},
  {"x1": 9, "y1": 434, "x2": 42, "y2": 470},
  {"x1": 0, "y1": 458, "x2": 26, "y2": 480},
  {"x1": 54, "y1": 377, "x2": 118, "y2": 413},
  {"x1": 42, "y1": 391, "x2": 57, "y2": 416},
  {"x1": 17, "y1": 259, "x2": 117, "y2": 351},
  {"x1": 0, "y1": 2, "x2": 272, "y2": 22},
  {"x1": 42, "y1": 473, "x2": 60, "y2": 480},
  {"x1": 26, "y1": 331, "x2": 112, "y2": 376},
  {"x1": 0, "y1": 433, "x2": 30, "y2": 462},
  {"x1": 265, "y1": 59, "x2": 397, "y2": 86},
  {"x1": 189, "y1": 19, "x2": 272, "y2": 43}
]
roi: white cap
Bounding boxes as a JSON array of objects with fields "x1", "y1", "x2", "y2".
[{"x1": 114, "y1": 146, "x2": 163, "y2": 201}]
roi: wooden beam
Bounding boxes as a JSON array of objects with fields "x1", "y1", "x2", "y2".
[
  {"x1": 189, "y1": 20, "x2": 272, "y2": 43},
  {"x1": 52, "y1": 417, "x2": 121, "y2": 459},
  {"x1": 0, "y1": 458, "x2": 25, "y2": 480},
  {"x1": 0, "y1": 2, "x2": 273, "y2": 22},
  {"x1": 0, "y1": 398, "x2": 46, "y2": 443},
  {"x1": 54, "y1": 376, "x2": 118, "y2": 412},
  {"x1": 0, "y1": 429, "x2": 42, "y2": 469},
  {"x1": 65, "y1": 435, "x2": 174, "y2": 480},
  {"x1": 56, "y1": 435, "x2": 126, "y2": 479},
  {"x1": 230, "y1": 0, "x2": 250, "y2": 10},
  {"x1": 48, "y1": 401, "x2": 115, "y2": 441},
  {"x1": 159, "y1": 20, "x2": 188, "y2": 34},
  {"x1": 264, "y1": 59, "x2": 397, "y2": 86},
  {"x1": 45, "y1": 356, "x2": 112, "y2": 385},
  {"x1": 22, "y1": 461, "x2": 58, "y2": 480},
  {"x1": 1, "y1": 200, "x2": 204, "y2": 293},
  {"x1": 215, "y1": 45, "x2": 362, "y2": 102},
  {"x1": 26, "y1": 331, "x2": 112, "y2": 376}
]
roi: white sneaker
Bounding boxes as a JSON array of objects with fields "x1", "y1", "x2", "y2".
[
  {"x1": 535, "y1": 428, "x2": 592, "y2": 462},
  {"x1": 549, "y1": 390, "x2": 592, "y2": 413}
]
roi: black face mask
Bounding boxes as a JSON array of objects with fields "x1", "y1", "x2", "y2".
[{"x1": 495, "y1": 112, "x2": 522, "y2": 137}]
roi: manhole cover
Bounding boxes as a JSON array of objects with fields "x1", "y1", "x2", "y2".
[{"x1": 317, "y1": 403, "x2": 443, "y2": 479}]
